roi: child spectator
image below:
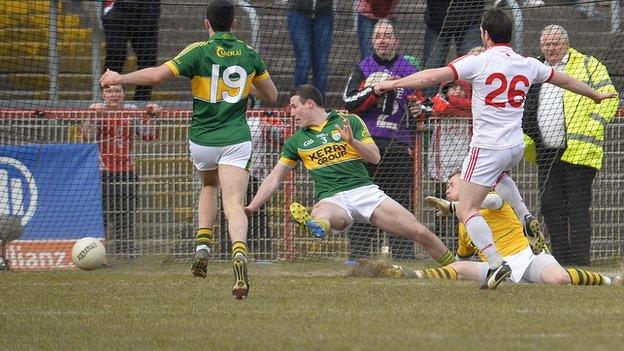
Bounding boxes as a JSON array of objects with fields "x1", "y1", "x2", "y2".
[{"x1": 82, "y1": 84, "x2": 160, "y2": 257}]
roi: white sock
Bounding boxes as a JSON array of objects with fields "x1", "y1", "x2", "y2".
[
  {"x1": 196, "y1": 245, "x2": 212, "y2": 254},
  {"x1": 494, "y1": 174, "x2": 530, "y2": 225},
  {"x1": 465, "y1": 214, "x2": 503, "y2": 269}
]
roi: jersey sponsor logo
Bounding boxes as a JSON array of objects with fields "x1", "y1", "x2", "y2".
[
  {"x1": 216, "y1": 46, "x2": 242, "y2": 58},
  {"x1": 298, "y1": 142, "x2": 362, "y2": 170},
  {"x1": 331, "y1": 130, "x2": 341, "y2": 141},
  {"x1": 306, "y1": 144, "x2": 348, "y2": 166}
]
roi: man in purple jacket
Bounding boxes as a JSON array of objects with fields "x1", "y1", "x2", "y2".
[{"x1": 342, "y1": 19, "x2": 422, "y2": 262}]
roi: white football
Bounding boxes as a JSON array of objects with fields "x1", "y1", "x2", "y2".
[{"x1": 72, "y1": 237, "x2": 107, "y2": 271}]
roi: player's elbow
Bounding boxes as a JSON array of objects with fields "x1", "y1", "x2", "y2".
[
  {"x1": 267, "y1": 88, "x2": 278, "y2": 104},
  {"x1": 369, "y1": 153, "x2": 381, "y2": 164}
]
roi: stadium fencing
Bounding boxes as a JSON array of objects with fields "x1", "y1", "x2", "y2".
[{"x1": 0, "y1": 0, "x2": 623, "y2": 269}]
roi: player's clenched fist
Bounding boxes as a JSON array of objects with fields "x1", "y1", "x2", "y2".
[
  {"x1": 373, "y1": 79, "x2": 395, "y2": 95},
  {"x1": 100, "y1": 69, "x2": 121, "y2": 87},
  {"x1": 593, "y1": 91, "x2": 618, "y2": 104}
]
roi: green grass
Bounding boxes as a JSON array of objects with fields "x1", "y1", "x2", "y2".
[{"x1": 1, "y1": 258, "x2": 623, "y2": 350}]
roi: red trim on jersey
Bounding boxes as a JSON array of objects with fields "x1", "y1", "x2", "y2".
[
  {"x1": 447, "y1": 55, "x2": 472, "y2": 81},
  {"x1": 448, "y1": 64, "x2": 459, "y2": 81},
  {"x1": 546, "y1": 67, "x2": 555, "y2": 82},
  {"x1": 489, "y1": 43, "x2": 512, "y2": 48},
  {"x1": 464, "y1": 212, "x2": 482, "y2": 225}
]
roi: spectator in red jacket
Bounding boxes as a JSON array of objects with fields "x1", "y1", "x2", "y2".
[
  {"x1": 427, "y1": 80, "x2": 472, "y2": 183},
  {"x1": 82, "y1": 84, "x2": 159, "y2": 257},
  {"x1": 424, "y1": 79, "x2": 472, "y2": 242}
]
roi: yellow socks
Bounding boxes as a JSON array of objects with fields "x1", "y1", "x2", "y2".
[
  {"x1": 231, "y1": 241, "x2": 249, "y2": 259},
  {"x1": 436, "y1": 250, "x2": 456, "y2": 266},
  {"x1": 415, "y1": 267, "x2": 459, "y2": 280},
  {"x1": 196, "y1": 228, "x2": 213, "y2": 252},
  {"x1": 566, "y1": 268, "x2": 610, "y2": 285}
]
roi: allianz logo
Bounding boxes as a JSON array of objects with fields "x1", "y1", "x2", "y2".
[
  {"x1": 6, "y1": 244, "x2": 70, "y2": 269},
  {"x1": 0, "y1": 157, "x2": 38, "y2": 226}
]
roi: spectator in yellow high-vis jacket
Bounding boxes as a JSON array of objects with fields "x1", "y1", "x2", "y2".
[{"x1": 523, "y1": 25, "x2": 619, "y2": 266}]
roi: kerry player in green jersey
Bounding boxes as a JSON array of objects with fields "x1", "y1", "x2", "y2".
[
  {"x1": 100, "y1": 0, "x2": 278, "y2": 299},
  {"x1": 245, "y1": 85, "x2": 455, "y2": 267}
]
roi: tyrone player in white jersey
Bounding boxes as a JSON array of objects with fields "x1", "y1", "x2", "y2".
[{"x1": 375, "y1": 9, "x2": 617, "y2": 290}]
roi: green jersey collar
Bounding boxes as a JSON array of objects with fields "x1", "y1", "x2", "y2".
[
  {"x1": 211, "y1": 32, "x2": 237, "y2": 41},
  {"x1": 308, "y1": 110, "x2": 337, "y2": 132}
]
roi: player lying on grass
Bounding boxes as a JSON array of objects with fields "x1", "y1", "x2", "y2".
[
  {"x1": 379, "y1": 171, "x2": 620, "y2": 286},
  {"x1": 244, "y1": 84, "x2": 456, "y2": 267}
]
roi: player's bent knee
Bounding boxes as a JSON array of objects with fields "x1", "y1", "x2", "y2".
[{"x1": 542, "y1": 270, "x2": 570, "y2": 285}]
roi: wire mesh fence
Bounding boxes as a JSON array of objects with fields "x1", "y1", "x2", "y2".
[{"x1": 0, "y1": 0, "x2": 623, "y2": 269}]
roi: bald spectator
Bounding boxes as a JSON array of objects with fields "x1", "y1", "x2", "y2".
[
  {"x1": 523, "y1": 25, "x2": 618, "y2": 266},
  {"x1": 356, "y1": 0, "x2": 399, "y2": 59}
]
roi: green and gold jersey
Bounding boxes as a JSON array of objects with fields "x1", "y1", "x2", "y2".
[
  {"x1": 279, "y1": 111, "x2": 375, "y2": 200},
  {"x1": 457, "y1": 201, "x2": 530, "y2": 261},
  {"x1": 165, "y1": 32, "x2": 270, "y2": 146}
]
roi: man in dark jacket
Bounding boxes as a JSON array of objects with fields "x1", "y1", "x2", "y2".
[
  {"x1": 342, "y1": 20, "x2": 422, "y2": 261},
  {"x1": 102, "y1": 0, "x2": 161, "y2": 101}
]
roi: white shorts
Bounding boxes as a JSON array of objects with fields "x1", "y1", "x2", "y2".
[
  {"x1": 520, "y1": 252, "x2": 560, "y2": 283},
  {"x1": 189, "y1": 140, "x2": 252, "y2": 171},
  {"x1": 460, "y1": 143, "x2": 524, "y2": 187},
  {"x1": 317, "y1": 184, "x2": 388, "y2": 233},
  {"x1": 474, "y1": 246, "x2": 536, "y2": 283}
]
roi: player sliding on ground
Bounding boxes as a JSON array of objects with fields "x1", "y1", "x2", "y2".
[
  {"x1": 374, "y1": 9, "x2": 618, "y2": 290},
  {"x1": 385, "y1": 171, "x2": 621, "y2": 286},
  {"x1": 245, "y1": 85, "x2": 456, "y2": 267}
]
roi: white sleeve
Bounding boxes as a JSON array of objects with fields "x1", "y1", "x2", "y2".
[
  {"x1": 528, "y1": 57, "x2": 554, "y2": 84},
  {"x1": 481, "y1": 194, "x2": 504, "y2": 210},
  {"x1": 448, "y1": 54, "x2": 482, "y2": 82}
]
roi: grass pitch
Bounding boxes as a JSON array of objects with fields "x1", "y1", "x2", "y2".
[{"x1": 1, "y1": 258, "x2": 623, "y2": 351}]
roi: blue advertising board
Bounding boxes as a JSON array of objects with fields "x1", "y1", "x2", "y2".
[{"x1": 0, "y1": 144, "x2": 104, "y2": 240}]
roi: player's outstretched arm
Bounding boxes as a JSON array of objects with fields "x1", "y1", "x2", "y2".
[
  {"x1": 425, "y1": 193, "x2": 503, "y2": 217},
  {"x1": 245, "y1": 163, "x2": 291, "y2": 215},
  {"x1": 549, "y1": 71, "x2": 618, "y2": 103},
  {"x1": 374, "y1": 67, "x2": 454, "y2": 94},
  {"x1": 100, "y1": 64, "x2": 174, "y2": 87},
  {"x1": 251, "y1": 77, "x2": 278, "y2": 104}
]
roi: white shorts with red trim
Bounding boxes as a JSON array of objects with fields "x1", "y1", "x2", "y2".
[{"x1": 460, "y1": 143, "x2": 524, "y2": 187}]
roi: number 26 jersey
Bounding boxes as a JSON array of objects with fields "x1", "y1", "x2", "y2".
[{"x1": 448, "y1": 44, "x2": 554, "y2": 149}]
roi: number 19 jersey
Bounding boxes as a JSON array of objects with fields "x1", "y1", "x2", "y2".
[
  {"x1": 165, "y1": 32, "x2": 270, "y2": 147},
  {"x1": 448, "y1": 44, "x2": 554, "y2": 149}
]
